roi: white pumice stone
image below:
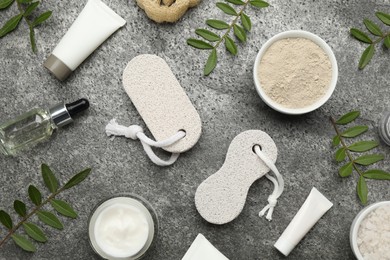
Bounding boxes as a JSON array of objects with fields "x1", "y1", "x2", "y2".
[
  {"x1": 195, "y1": 130, "x2": 278, "y2": 225},
  {"x1": 123, "y1": 54, "x2": 202, "y2": 153}
]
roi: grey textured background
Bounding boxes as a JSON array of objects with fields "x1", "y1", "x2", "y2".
[{"x1": 0, "y1": 0, "x2": 389, "y2": 259}]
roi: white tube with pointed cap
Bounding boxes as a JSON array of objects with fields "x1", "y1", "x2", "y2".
[
  {"x1": 44, "y1": 0, "x2": 126, "y2": 81},
  {"x1": 274, "y1": 187, "x2": 333, "y2": 256}
]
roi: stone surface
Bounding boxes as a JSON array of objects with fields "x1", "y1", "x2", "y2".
[{"x1": 0, "y1": 0, "x2": 389, "y2": 259}]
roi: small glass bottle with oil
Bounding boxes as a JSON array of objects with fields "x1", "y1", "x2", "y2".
[{"x1": 0, "y1": 99, "x2": 89, "y2": 156}]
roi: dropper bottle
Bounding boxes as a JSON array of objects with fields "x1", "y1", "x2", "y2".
[{"x1": 0, "y1": 99, "x2": 89, "y2": 156}]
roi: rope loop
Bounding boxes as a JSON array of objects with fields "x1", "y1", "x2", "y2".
[
  {"x1": 105, "y1": 119, "x2": 185, "y2": 166},
  {"x1": 254, "y1": 145, "x2": 284, "y2": 221}
]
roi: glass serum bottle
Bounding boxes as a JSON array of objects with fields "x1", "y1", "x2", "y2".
[{"x1": 0, "y1": 99, "x2": 89, "y2": 156}]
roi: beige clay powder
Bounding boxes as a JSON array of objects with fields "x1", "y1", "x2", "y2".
[{"x1": 258, "y1": 38, "x2": 332, "y2": 109}]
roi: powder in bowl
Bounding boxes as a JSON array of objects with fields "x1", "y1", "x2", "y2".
[
  {"x1": 357, "y1": 204, "x2": 390, "y2": 259},
  {"x1": 257, "y1": 37, "x2": 332, "y2": 109}
]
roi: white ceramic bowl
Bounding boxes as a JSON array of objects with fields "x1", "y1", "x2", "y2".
[
  {"x1": 253, "y1": 30, "x2": 338, "y2": 115},
  {"x1": 350, "y1": 201, "x2": 390, "y2": 259}
]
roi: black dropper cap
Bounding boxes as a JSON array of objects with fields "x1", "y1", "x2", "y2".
[
  {"x1": 65, "y1": 98, "x2": 90, "y2": 117},
  {"x1": 50, "y1": 99, "x2": 90, "y2": 128}
]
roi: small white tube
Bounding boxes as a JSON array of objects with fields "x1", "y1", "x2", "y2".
[
  {"x1": 274, "y1": 187, "x2": 333, "y2": 256},
  {"x1": 182, "y1": 234, "x2": 229, "y2": 260},
  {"x1": 44, "y1": 0, "x2": 126, "y2": 80}
]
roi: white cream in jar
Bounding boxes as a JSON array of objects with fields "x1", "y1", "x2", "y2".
[{"x1": 88, "y1": 196, "x2": 157, "y2": 260}]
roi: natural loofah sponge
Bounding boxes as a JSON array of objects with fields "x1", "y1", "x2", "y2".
[{"x1": 136, "y1": 0, "x2": 200, "y2": 23}]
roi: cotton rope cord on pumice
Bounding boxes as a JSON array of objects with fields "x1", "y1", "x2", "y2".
[
  {"x1": 105, "y1": 119, "x2": 186, "y2": 166},
  {"x1": 254, "y1": 145, "x2": 285, "y2": 221}
]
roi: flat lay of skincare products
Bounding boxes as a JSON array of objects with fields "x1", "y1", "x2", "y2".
[
  {"x1": 1, "y1": 0, "x2": 389, "y2": 259},
  {"x1": 0, "y1": 99, "x2": 89, "y2": 156}
]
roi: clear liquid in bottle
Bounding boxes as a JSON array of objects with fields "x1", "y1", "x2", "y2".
[
  {"x1": 0, "y1": 99, "x2": 89, "y2": 156},
  {"x1": 0, "y1": 108, "x2": 55, "y2": 155}
]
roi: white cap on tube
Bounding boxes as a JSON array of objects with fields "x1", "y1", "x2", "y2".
[{"x1": 274, "y1": 238, "x2": 295, "y2": 256}]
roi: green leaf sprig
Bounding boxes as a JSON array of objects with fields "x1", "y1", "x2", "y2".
[
  {"x1": 350, "y1": 11, "x2": 390, "y2": 69},
  {"x1": 187, "y1": 0, "x2": 269, "y2": 76},
  {"x1": 330, "y1": 111, "x2": 390, "y2": 205},
  {"x1": 0, "y1": 0, "x2": 52, "y2": 53},
  {"x1": 0, "y1": 164, "x2": 91, "y2": 252}
]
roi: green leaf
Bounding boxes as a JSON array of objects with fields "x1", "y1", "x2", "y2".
[
  {"x1": 225, "y1": 0, "x2": 244, "y2": 5},
  {"x1": 0, "y1": 210, "x2": 13, "y2": 229},
  {"x1": 204, "y1": 49, "x2": 217, "y2": 76},
  {"x1": 363, "y1": 169, "x2": 390, "y2": 180},
  {"x1": 41, "y1": 164, "x2": 58, "y2": 193},
  {"x1": 37, "y1": 211, "x2": 63, "y2": 230},
  {"x1": 354, "y1": 154, "x2": 384, "y2": 166},
  {"x1": 341, "y1": 125, "x2": 368, "y2": 138},
  {"x1": 187, "y1": 38, "x2": 214, "y2": 49},
  {"x1": 63, "y1": 168, "x2": 92, "y2": 190},
  {"x1": 350, "y1": 28, "x2": 372, "y2": 44},
  {"x1": 348, "y1": 141, "x2": 378, "y2": 152},
  {"x1": 336, "y1": 111, "x2": 360, "y2": 125},
  {"x1": 195, "y1": 29, "x2": 220, "y2": 42},
  {"x1": 32, "y1": 11, "x2": 52, "y2": 27},
  {"x1": 384, "y1": 35, "x2": 390, "y2": 49},
  {"x1": 0, "y1": 14, "x2": 23, "y2": 38},
  {"x1": 216, "y1": 2, "x2": 237, "y2": 16},
  {"x1": 29, "y1": 26, "x2": 37, "y2": 53},
  {"x1": 332, "y1": 135, "x2": 340, "y2": 147},
  {"x1": 335, "y1": 147, "x2": 346, "y2": 162},
  {"x1": 240, "y1": 13, "x2": 252, "y2": 31},
  {"x1": 14, "y1": 200, "x2": 27, "y2": 217},
  {"x1": 339, "y1": 162, "x2": 353, "y2": 177},
  {"x1": 17, "y1": 0, "x2": 34, "y2": 3},
  {"x1": 24, "y1": 1, "x2": 39, "y2": 17},
  {"x1": 250, "y1": 0, "x2": 269, "y2": 8},
  {"x1": 357, "y1": 176, "x2": 368, "y2": 205},
  {"x1": 0, "y1": 0, "x2": 14, "y2": 9},
  {"x1": 11, "y1": 234, "x2": 36, "y2": 252},
  {"x1": 359, "y1": 44, "x2": 375, "y2": 70},
  {"x1": 224, "y1": 36, "x2": 237, "y2": 55},
  {"x1": 363, "y1": 19, "x2": 383, "y2": 36},
  {"x1": 376, "y1": 12, "x2": 390, "y2": 26},
  {"x1": 233, "y1": 24, "x2": 246, "y2": 42},
  {"x1": 23, "y1": 222, "x2": 47, "y2": 243},
  {"x1": 206, "y1": 19, "x2": 229, "y2": 30},
  {"x1": 51, "y1": 199, "x2": 77, "y2": 219},
  {"x1": 28, "y1": 185, "x2": 42, "y2": 206}
]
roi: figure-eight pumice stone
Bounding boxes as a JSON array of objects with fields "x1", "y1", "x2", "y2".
[{"x1": 195, "y1": 130, "x2": 285, "y2": 224}]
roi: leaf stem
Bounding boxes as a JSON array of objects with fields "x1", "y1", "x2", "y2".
[
  {"x1": 213, "y1": 0, "x2": 250, "y2": 50},
  {"x1": 372, "y1": 32, "x2": 390, "y2": 44},
  {"x1": 0, "y1": 187, "x2": 65, "y2": 248},
  {"x1": 16, "y1": 1, "x2": 32, "y2": 27},
  {"x1": 330, "y1": 116, "x2": 364, "y2": 177}
]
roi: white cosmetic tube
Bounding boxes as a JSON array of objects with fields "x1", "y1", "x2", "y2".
[
  {"x1": 44, "y1": 0, "x2": 126, "y2": 81},
  {"x1": 182, "y1": 234, "x2": 229, "y2": 260},
  {"x1": 274, "y1": 187, "x2": 333, "y2": 256}
]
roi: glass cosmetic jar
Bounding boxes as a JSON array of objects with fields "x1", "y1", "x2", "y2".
[{"x1": 88, "y1": 194, "x2": 158, "y2": 260}]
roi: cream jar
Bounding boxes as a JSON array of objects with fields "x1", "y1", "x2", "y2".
[
  {"x1": 350, "y1": 201, "x2": 390, "y2": 259},
  {"x1": 88, "y1": 195, "x2": 158, "y2": 260}
]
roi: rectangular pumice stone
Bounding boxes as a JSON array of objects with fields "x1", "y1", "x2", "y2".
[{"x1": 123, "y1": 54, "x2": 202, "y2": 153}]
